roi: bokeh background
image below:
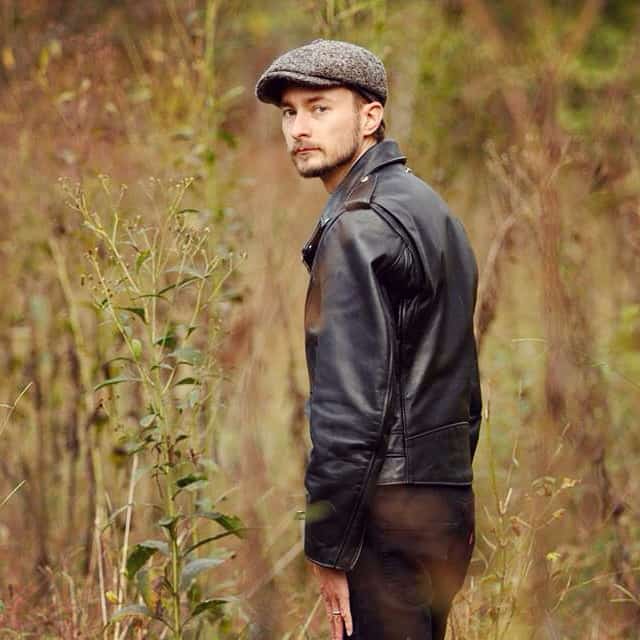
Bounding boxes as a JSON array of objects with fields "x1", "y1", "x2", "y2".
[{"x1": 0, "y1": 1, "x2": 639, "y2": 638}]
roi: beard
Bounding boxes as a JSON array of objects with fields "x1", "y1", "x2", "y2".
[{"x1": 291, "y1": 119, "x2": 361, "y2": 179}]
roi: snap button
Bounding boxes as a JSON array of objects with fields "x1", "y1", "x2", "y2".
[{"x1": 360, "y1": 176, "x2": 369, "y2": 182}]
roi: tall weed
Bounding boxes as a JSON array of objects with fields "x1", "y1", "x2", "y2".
[{"x1": 64, "y1": 176, "x2": 243, "y2": 639}]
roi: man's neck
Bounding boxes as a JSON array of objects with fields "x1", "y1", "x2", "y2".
[{"x1": 321, "y1": 138, "x2": 377, "y2": 193}]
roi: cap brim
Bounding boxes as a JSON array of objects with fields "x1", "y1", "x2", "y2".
[{"x1": 255, "y1": 70, "x2": 342, "y2": 105}]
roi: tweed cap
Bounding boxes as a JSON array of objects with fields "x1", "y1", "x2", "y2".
[{"x1": 255, "y1": 39, "x2": 387, "y2": 106}]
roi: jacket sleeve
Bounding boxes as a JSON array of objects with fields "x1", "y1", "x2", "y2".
[
  {"x1": 469, "y1": 341, "x2": 482, "y2": 461},
  {"x1": 303, "y1": 208, "x2": 405, "y2": 571},
  {"x1": 469, "y1": 238, "x2": 482, "y2": 462}
]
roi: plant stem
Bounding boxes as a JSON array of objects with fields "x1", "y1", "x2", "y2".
[
  {"x1": 163, "y1": 432, "x2": 182, "y2": 639},
  {"x1": 114, "y1": 453, "x2": 139, "y2": 640}
]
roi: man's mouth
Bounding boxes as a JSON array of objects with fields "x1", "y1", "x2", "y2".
[{"x1": 294, "y1": 146, "x2": 320, "y2": 155}]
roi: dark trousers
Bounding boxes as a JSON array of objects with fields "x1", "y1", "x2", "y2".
[{"x1": 347, "y1": 485, "x2": 475, "y2": 640}]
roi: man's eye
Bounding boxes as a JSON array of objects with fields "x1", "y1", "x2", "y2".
[
  {"x1": 282, "y1": 109, "x2": 295, "y2": 118},
  {"x1": 313, "y1": 105, "x2": 328, "y2": 113}
]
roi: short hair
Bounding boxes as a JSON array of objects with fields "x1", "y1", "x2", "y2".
[{"x1": 352, "y1": 90, "x2": 386, "y2": 143}]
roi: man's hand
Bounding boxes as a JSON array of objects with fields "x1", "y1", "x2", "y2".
[{"x1": 311, "y1": 562, "x2": 353, "y2": 639}]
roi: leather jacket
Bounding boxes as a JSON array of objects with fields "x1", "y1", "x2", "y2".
[{"x1": 301, "y1": 139, "x2": 482, "y2": 570}]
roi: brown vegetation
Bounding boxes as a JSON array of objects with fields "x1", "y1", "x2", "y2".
[{"x1": 0, "y1": 1, "x2": 639, "y2": 638}]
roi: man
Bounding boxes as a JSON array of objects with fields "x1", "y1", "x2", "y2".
[{"x1": 255, "y1": 39, "x2": 482, "y2": 640}]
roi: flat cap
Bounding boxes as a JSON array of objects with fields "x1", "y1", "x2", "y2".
[{"x1": 255, "y1": 39, "x2": 387, "y2": 106}]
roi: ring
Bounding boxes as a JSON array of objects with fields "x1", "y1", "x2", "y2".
[{"x1": 332, "y1": 610, "x2": 342, "y2": 616}]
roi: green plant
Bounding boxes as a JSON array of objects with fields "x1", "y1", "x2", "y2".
[
  {"x1": 64, "y1": 175, "x2": 244, "y2": 639},
  {"x1": 448, "y1": 386, "x2": 581, "y2": 640}
]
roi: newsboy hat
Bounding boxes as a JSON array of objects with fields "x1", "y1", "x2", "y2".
[{"x1": 255, "y1": 39, "x2": 387, "y2": 106}]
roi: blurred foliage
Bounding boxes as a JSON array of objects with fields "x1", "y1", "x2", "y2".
[{"x1": 0, "y1": 0, "x2": 639, "y2": 638}]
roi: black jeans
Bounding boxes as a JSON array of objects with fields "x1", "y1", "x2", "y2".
[{"x1": 347, "y1": 485, "x2": 475, "y2": 640}]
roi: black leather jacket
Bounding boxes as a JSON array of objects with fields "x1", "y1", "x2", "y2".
[{"x1": 302, "y1": 139, "x2": 482, "y2": 570}]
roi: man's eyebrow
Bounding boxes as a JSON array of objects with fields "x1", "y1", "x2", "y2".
[
  {"x1": 280, "y1": 95, "x2": 333, "y2": 108},
  {"x1": 304, "y1": 95, "x2": 332, "y2": 104}
]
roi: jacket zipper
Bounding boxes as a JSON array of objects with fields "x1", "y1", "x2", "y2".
[{"x1": 335, "y1": 304, "x2": 396, "y2": 569}]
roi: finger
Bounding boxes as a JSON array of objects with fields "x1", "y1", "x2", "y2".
[
  {"x1": 331, "y1": 598, "x2": 343, "y2": 640},
  {"x1": 325, "y1": 598, "x2": 341, "y2": 640},
  {"x1": 335, "y1": 573, "x2": 352, "y2": 637},
  {"x1": 340, "y1": 592, "x2": 353, "y2": 637},
  {"x1": 323, "y1": 597, "x2": 333, "y2": 624}
]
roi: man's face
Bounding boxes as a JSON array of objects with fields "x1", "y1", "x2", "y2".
[{"x1": 279, "y1": 86, "x2": 363, "y2": 180}]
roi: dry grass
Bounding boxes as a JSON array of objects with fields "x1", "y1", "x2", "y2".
[{"x1": 0, "y1": 1, "x2": 639, "y2": 638}]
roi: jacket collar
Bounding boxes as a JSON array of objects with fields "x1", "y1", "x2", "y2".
[{"x1": 320, "y1": 139, "x2": 406, "y2": 224}]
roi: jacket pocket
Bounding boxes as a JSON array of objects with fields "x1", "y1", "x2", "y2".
[{"x1": 406, "y1": 421, "x2": 473, "y2": 484}]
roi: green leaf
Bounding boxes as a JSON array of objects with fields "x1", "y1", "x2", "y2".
[
  {"x1": 154, "y1": 331, "x2": 177, "y2": 349},
  {"x1": 94, "y1": 376, "x2": 140, "y2": 392},
  {"x1": 115, "y1": 306, "x2": 147, "y2": 323},
  {"x1": 175, "y1": 377, "x2": 198, "y2": 386},
  {"x1": 136, "y1": 568, "x2": 153, "y2": 609},
  {"x1": 126, "y1": 544, "x2": 157, "y2": 579},
  {"x1": 186, "y1": 325, "x2": 198, "y2": 338},
  {"x1": 150, "y1": 362, "x2": 174, "y2": 372},
  {"x1": 143, "y1": 539, "x2": 170, "y2": 555},
  {"x1": 176, "y1": 473, "x2": 207, "y2": 489},
  {"x1": 169, "y1": 347, "x2": 203, "y2": 366},
  {"x1": 135, "y1": 250, "x2": 151, "y2": 274},
  {"x1": 180, "y1": 556, "x2": 232, "y2": 590},
  {"x1": 109, "y1": 604, "x2": 153, "y2": 623},
  {"x1": 196, "y1": 511, "x2": 245, "y2": 538},
  {"x1": 135, "y1": 292, "x2": 169, "y2": 302},
  {"x1": 178, "y1": 480, "x2": 208, "y2": 495},
  {"x1": 139, "y1": 413, "x2": 158, "y2": 428},
  {"x1": 157, "y1": 275, "x2": 199, "y2": 296},
  {"x1": 126, "y1": 540, "x2": 169, "y2": 578},
  {"x1": 198, "y1": 457, "x2": 219, "y2": 473},
  {"x1": 182, "y1": 531, "x2": 236, "y2": 557},
  {"x1": 190, "y1": 597, "x2": 229, "y2": 619},
  {"x1": 131, "y1": 338, "x2": 142, "y2": 359},
  {"x1": 158, "y1": 515, "x2": 181, "y2": 531},
  {"x1": 103, "y1": 356, "x2": 136, "y2": 366}
]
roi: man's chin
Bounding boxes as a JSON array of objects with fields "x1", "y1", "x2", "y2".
[{"x1": 293, "y1": 159, "x2": 330, "y2": 179}]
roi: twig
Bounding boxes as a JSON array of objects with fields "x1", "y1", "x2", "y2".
[
  {"x1": 114, "y1": 453, "x2": 139, "y2": 640},
  {"x1": 244, "y1": 541, "x2": 304, "y2": 599},
  {"x1": 296, "y1": 595, "x2": 322, "y2": 640}
]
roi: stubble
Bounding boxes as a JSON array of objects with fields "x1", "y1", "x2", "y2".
[{"x1": 292, "y1": 116, "x2": 361, "y2": 179}]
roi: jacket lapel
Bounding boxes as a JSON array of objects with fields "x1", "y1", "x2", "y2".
[
  {"x1": 301, "y1": 218, "x2": 327, "y2": 272},
  {"x1": 300, "y1": 140, "x2": 407, "y2": 272}
]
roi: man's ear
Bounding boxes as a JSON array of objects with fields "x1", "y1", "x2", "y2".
[{"x1": 361, "y1": 101, "x2": 384, "y2": 138}]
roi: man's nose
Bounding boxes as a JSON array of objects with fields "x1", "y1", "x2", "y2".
[{"x1": 290, "y1": 112, "x2": 311, "y2": 139}]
